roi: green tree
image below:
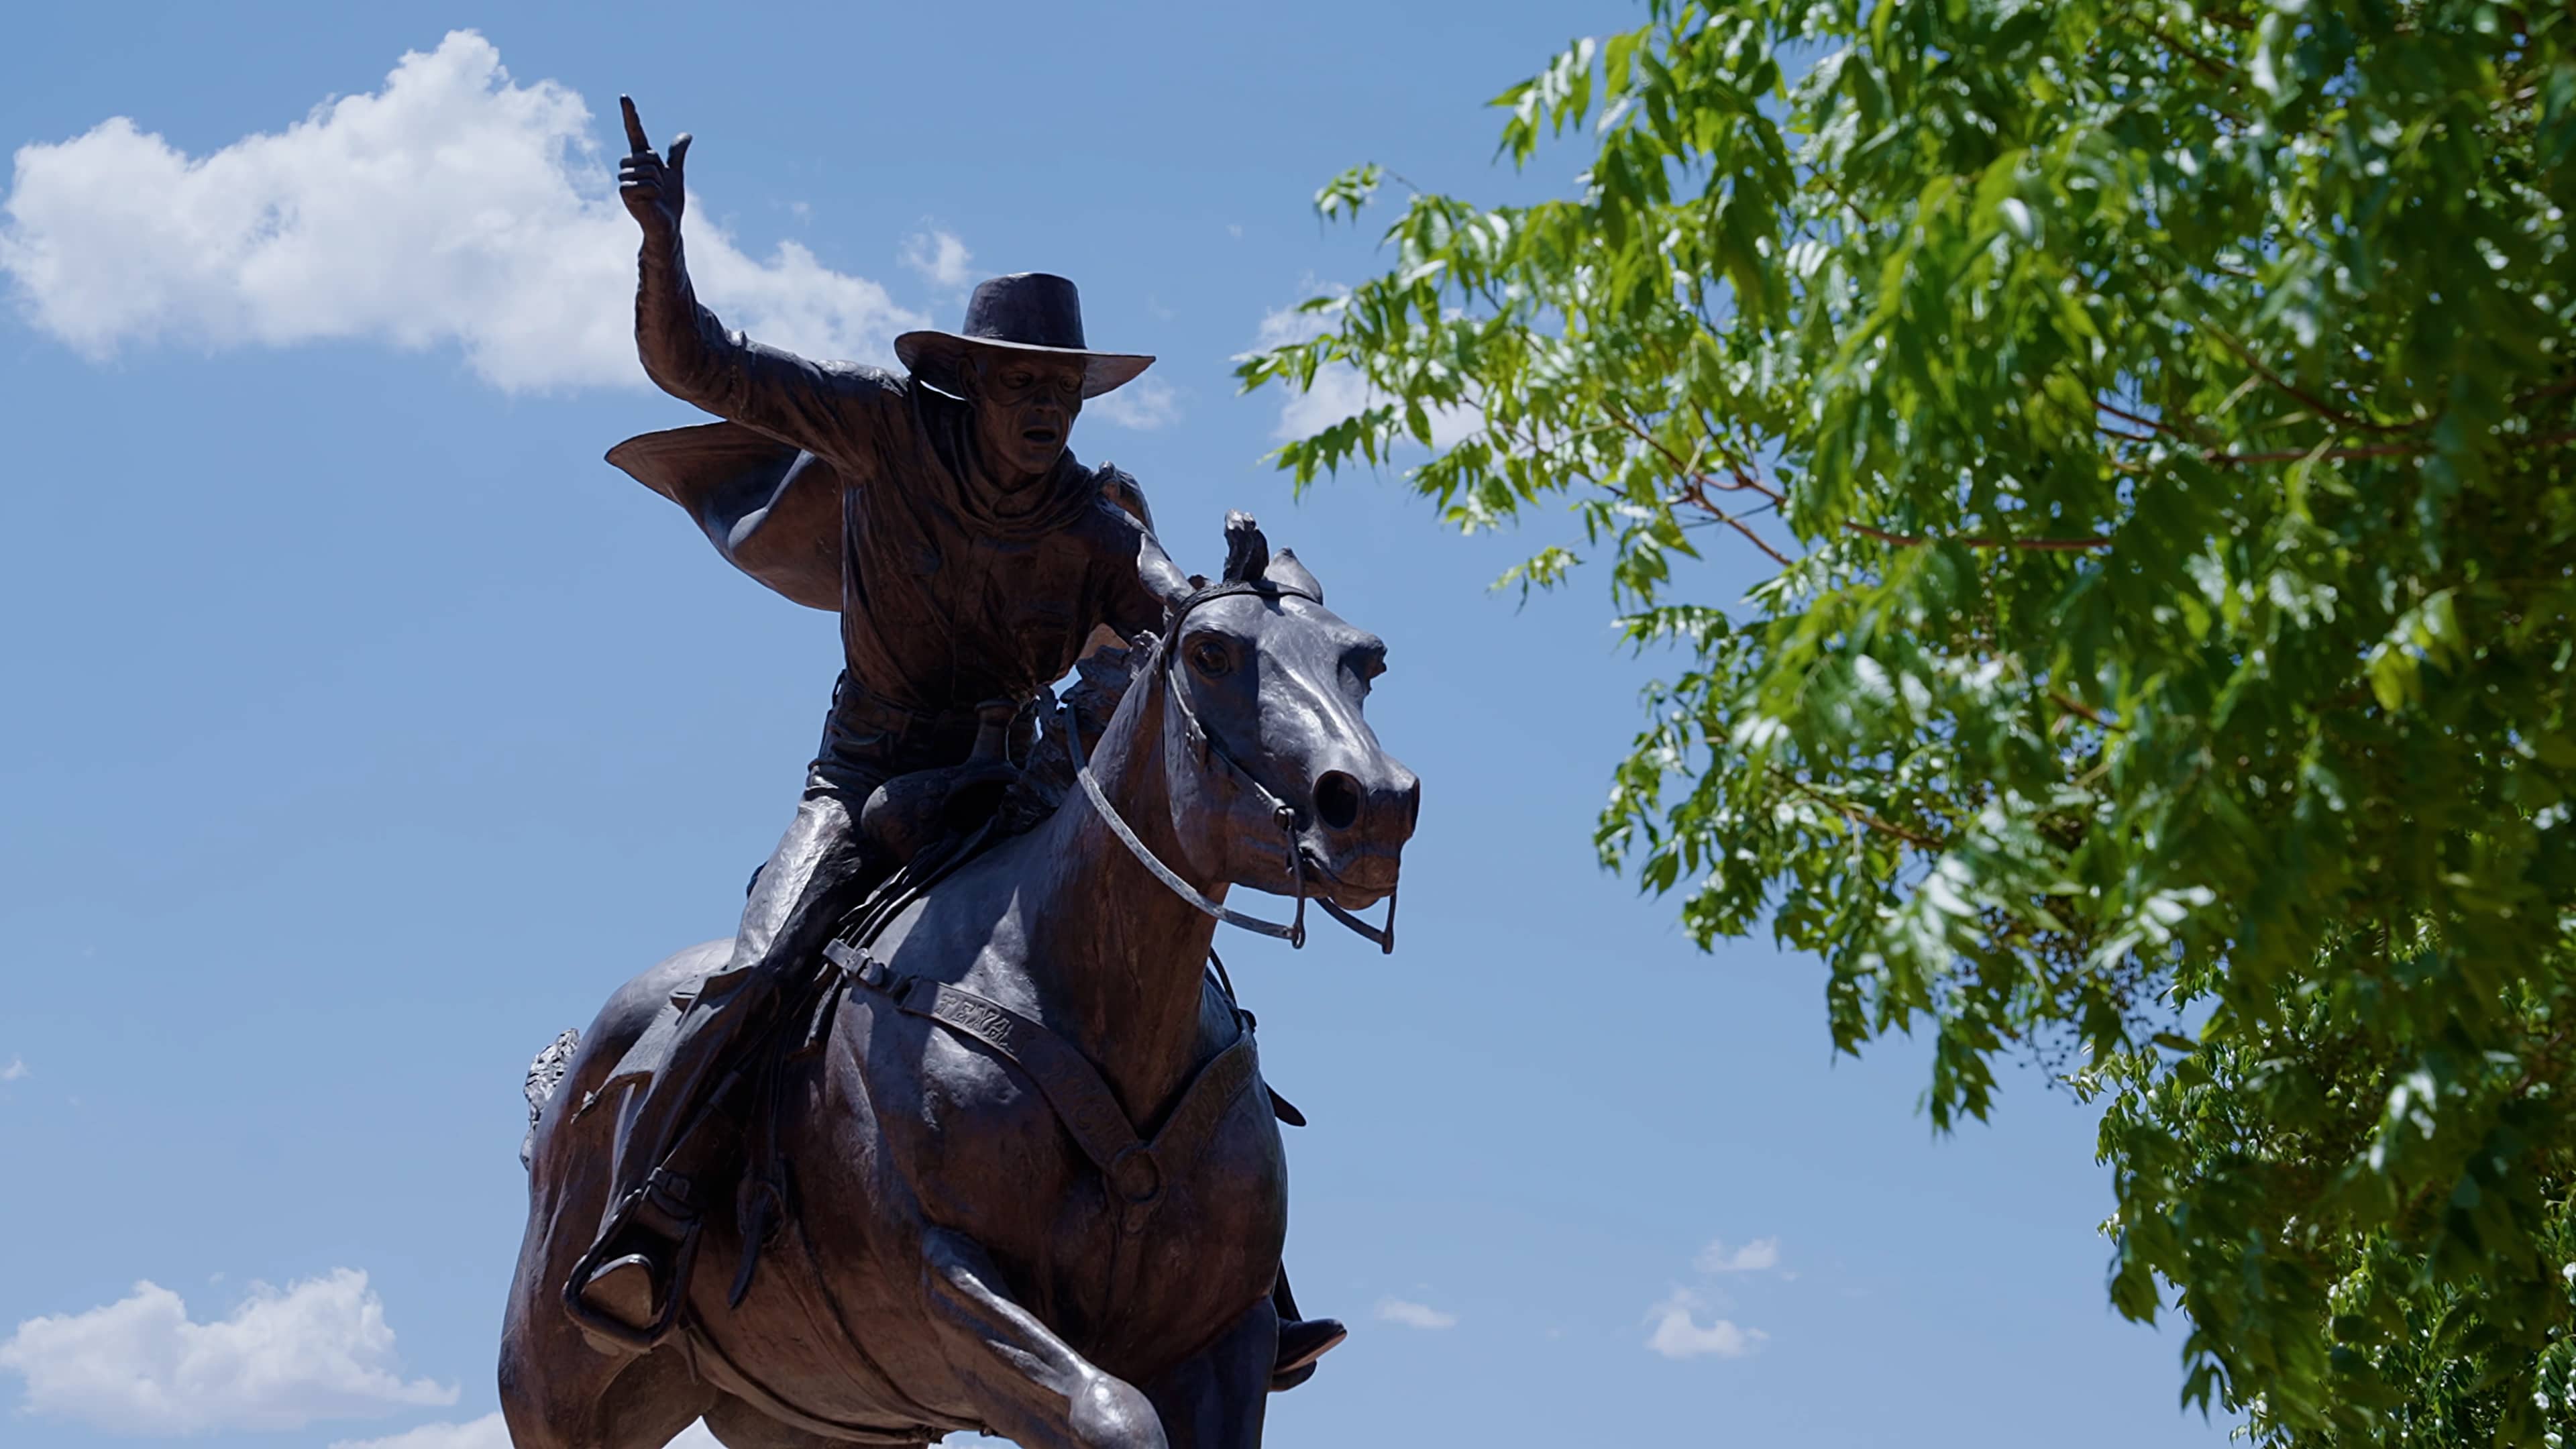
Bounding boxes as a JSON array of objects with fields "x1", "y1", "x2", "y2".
[{"x1": 1239, "y1": 2, "x2": 2576, "y2": 1441}]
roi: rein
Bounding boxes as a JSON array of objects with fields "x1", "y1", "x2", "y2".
[{"x1": 1065, "y1": 579, "x2": 1396, "y2": 955}]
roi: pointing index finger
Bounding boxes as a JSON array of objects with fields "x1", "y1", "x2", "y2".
[{"x1": 619, "y1": 95, "x2": 651, "y2": 156}]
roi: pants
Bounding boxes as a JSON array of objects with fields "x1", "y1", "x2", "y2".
[{"x1": 598, "y1": 678, "x2": 979, "y2": 1232}]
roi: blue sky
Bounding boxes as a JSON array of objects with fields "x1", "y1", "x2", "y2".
[{"x1": 0, "y1": 5, "x2": 2236, "y2": 1446}]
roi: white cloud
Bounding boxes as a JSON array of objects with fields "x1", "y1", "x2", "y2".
[
  {"x1": 332, "y1": 1413, "x2": 511, "y2": 1449},
  {"x1": 1087, "y1": 374, "x2": 1181, "y2": 431},
  {"x1": 0, "y1": 32, "x2": 927, "y2": 392},
  {"x1": 1644, "y1": 1289, "x2": 1766, "y2": 1361},
  {"x1": 0, "y1": 1270, "x2": 455, "y2": 1433},
  {"x1": 901, "y1": 228, "x2": 973, "y2": 288},
  {"x1": 335, "y1": 1415, "x2": 724, "y2": 1449},
  {"x1": 1695, "y1": 1236, "x2": 1781, "y2": 1274},
  {"x1": 1, "y1": 1056, "x2": 25, "y2": 1081},
  {"x1": 1374, "y1": 1296, "x2": 1459, "y2": 1330},
  {"x1": 1250, "y1": 298, "x2": 1476, "y2": 448}
]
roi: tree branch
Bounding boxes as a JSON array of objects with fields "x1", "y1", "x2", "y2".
[
  {"x1": 2049, "y1": 691, "x2": 2125, "y2": 731},
  {"x1": 1615, "y1": 407, "x2": 2112, "y2": 553},
  {"x1": 2512, "y1": 374, "x2": 2576, "y2": 409},
  {"x1": 1774, "y1": 769, "x2": 1945, "y2": 851},
  {"x1": 1847, "y1": 523, "x2": 2114, "y2": 552},
  {"x1": 2204, "y1": 429, "x2": 2576, "y2": 466},
  {"x1": 1673, "y1": 479, "x2": 1795, "y2": 566},
  {"x1": 2209, "y1": 330, "x2": 2419, "y2": 435},
  {"x1": 2150, "y1": 22, "x2": 2240, "y2": 84},
  {"x1": 2096, "y1": 398, "x2": 2194, "y2": 441}
]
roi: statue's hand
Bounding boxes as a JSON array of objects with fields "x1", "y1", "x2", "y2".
[{"x1": 616, "y1": 95, "x2": 690, "y2": 243}]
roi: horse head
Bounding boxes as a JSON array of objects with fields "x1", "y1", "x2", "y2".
[{"x1": 1139, "y1": 511, "x2": 1419, "y2": 930}]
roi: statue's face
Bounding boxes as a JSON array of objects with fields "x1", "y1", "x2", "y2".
[{"x1": 965, "y1": 352, "x2": 1085, "y2": 482}]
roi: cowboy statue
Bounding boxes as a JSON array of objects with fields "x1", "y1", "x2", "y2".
[{"x1": 570, "y1": 99, "x2": 1345, "y2": 1386}]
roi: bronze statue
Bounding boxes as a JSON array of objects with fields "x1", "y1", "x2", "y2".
[
  {"x1": 506, "y1": 515, "x2": 1417, "y2": 1448},
  {"x1": 498, "y1": 99, "x2": 1417, "y2": 1447}
]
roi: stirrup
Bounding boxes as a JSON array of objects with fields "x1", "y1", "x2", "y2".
[{"x1": 563, "y1": 1169, "x2": 704, "y2": 1350}]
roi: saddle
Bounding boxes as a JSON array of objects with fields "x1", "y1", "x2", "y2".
[{"x1": 612, "y1": 637, "x2": 1305, "y2": 1309}]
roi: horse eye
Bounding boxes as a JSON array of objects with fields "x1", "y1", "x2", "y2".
[{"x1": 1189, "y1": 639, "x2": 1232, "y2": 676}]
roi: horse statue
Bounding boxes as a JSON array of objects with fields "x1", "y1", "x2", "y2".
[{"x1": 500, "y1": 516, "x2": 1419, "y2": 1449}]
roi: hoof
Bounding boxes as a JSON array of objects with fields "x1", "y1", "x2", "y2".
[{"x1": 1068, "y1": 1372, "x2": 1165, "y2": 1449}]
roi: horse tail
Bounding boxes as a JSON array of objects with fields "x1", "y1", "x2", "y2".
[{"x1": 519, "y1": 1028, "x2": 582, "y2": 1171}]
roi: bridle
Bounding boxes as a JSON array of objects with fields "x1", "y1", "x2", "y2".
[{"x1": 1065, "y1": 579, "x2": 1397, "y2": 955}]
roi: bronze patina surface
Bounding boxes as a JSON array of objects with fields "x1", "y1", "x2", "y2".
[{"x1": 496, "y1": 101, "x2": 1419, "y2": 1449}]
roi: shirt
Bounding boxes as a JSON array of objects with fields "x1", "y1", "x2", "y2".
[{"x1": 634, "y1": 237, "x2": 1183, "y2": 719}]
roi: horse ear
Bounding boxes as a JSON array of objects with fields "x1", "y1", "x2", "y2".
[
  {"x1": 1265, "y1": 548, "x2": 1324, "y2": 602},
  {"x1": 1221, "y1": 511, "x2": 1270, "y2": 584}
]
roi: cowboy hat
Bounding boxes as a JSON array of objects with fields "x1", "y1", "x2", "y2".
[{"x1": 894, "y1": 272, "x2": 1152, "y2": 399}]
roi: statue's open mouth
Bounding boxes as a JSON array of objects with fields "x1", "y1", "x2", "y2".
[
  {"x1": 1021, "y1": 425, "x2": 1059, "y2": 445},
  {"x1": 1298, "y1": 843, "x2": 1401, "y2": 908}
]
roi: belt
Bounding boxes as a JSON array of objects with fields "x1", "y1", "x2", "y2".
[{"x1": 826, "y1": 675, "x2": 977, "y2": 747}]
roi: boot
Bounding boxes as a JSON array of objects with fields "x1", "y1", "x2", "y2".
[
  {"x1": 1269, "y1": 1269, "x2": 1344, "y2": 1392},
  {"x1": 1271, "y1": 1316, "x2": 1347, "y2": 1391},
  {"x1": 564, "y1": 1168, "x2": 703, "y2": 1350}
]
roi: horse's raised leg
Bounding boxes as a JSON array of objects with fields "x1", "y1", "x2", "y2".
[
  {"x1": 921, "y1": 1227, "x2": 1167, "y2": 1449},
  {"x1": 1140, "y1": 1298, "x2": 1275, "y2": 1449}
]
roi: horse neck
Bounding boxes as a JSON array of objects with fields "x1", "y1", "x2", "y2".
[{"x1": 1026, "y1": 666, "x2": 1230, "y2": 1126}]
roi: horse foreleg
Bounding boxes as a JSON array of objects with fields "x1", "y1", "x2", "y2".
[
  {"x1": 1141, "y1": 1298, "x2": 1276, "y2": 1449},
  {"x1": 920, "y1": 1227, "x2": 1167, "y2": 1449}
]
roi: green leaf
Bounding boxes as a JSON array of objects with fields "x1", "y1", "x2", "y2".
[{"x1": 1240, "y1": 5, "x2": 2576, "y2": 1436}]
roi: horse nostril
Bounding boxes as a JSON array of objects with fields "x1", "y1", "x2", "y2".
[{"x1": 1313, "y1": 771, "x2": 1363, "y2": 832}]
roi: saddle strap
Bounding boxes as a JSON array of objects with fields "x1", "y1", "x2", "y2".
[{"x1": 822, "y1": 941, "x2": 1262, "y2": 1232}]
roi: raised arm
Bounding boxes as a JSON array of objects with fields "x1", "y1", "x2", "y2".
[{"x1": 617, "y1": 97, "x2": 891, "y2": 455}]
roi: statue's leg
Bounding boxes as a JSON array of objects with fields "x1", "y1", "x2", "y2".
[
  {"x1": 920, "y1": 1227, "x2": 1167, "y2": 1449},
  {"x1": 715, "y1": 770, "x2": 880, "y2": 994},
  {"x1": 1142, "y1": 1298, "x2": 1277, "y2": 1449},
  {"x1": 574, "y1": 777, "x2": 875, "y2": 1340}
]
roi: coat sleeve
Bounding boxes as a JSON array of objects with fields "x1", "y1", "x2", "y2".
[{"x1": 633, "y1": 233, "x2": 904, "y2": 461}]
